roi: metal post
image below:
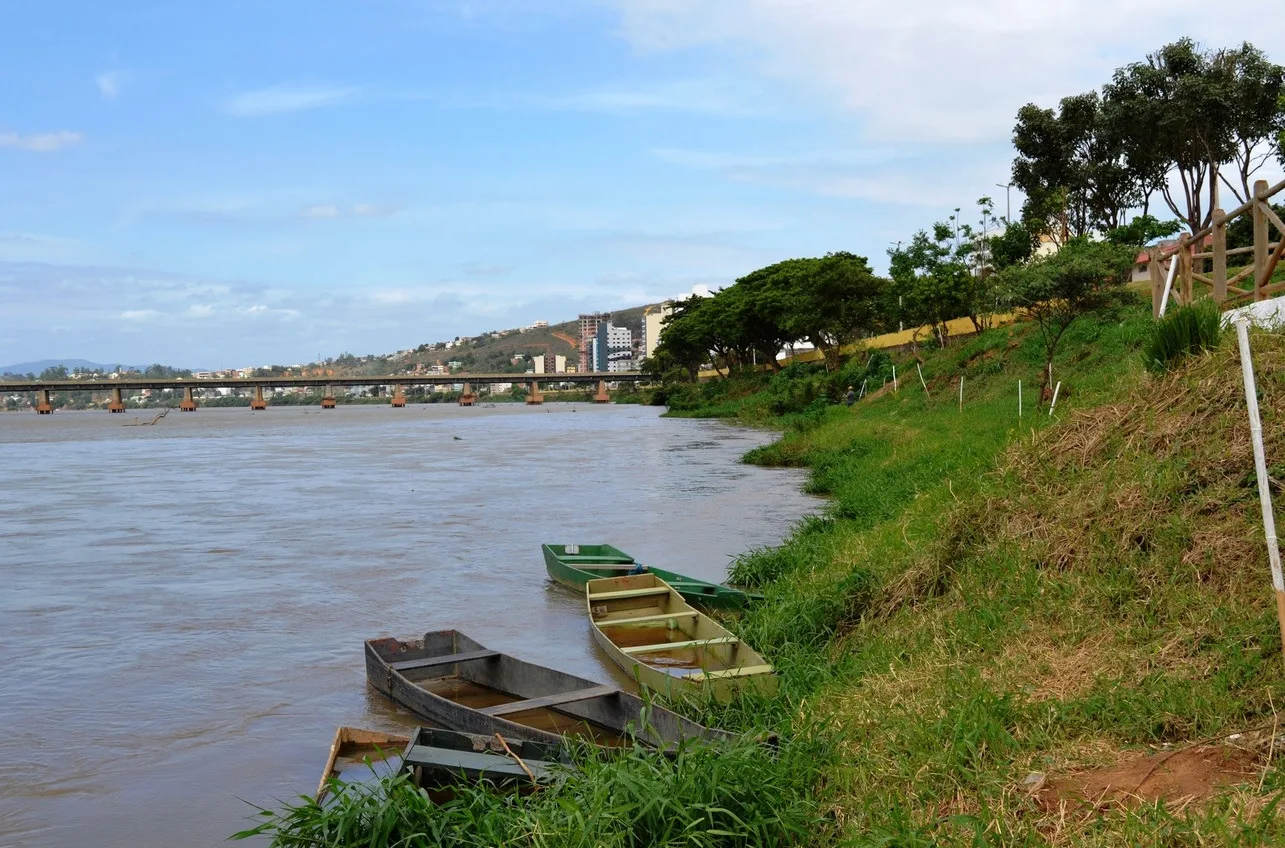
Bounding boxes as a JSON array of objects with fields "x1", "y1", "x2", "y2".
[{"x1": 1235, "y1": 318, "x2": 1285, "y2": 666}]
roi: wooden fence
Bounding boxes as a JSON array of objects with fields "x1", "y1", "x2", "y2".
[{"x1": 1150, "y1": 178, "x2": 1285, "y2": 316}]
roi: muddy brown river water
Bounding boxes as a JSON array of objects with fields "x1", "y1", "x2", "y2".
[{"x1": 0, "y1": 404, "x2": 815, "y2": 847}]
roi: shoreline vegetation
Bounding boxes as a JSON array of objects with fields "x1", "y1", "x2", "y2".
[{"x1": 237, "y1": 298, "x2": 1285, "y2": 846}]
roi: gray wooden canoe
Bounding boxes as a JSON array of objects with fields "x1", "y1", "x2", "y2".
[{"x1": 365, "y1": 629, "x2": 729, "y2": 748}]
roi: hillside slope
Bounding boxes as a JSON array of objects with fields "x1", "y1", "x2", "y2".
[{"x1": 704, "y1": 303, "x2": 1285, "y2": 844}]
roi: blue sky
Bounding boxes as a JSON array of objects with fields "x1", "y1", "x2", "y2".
[{"x1": 1, "y1": 0, "x2": 1281, "y2": 368}]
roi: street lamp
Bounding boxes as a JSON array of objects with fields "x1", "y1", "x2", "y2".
[{"x1": 996, "y1": 183, "x2": 1012, "y2": 222}]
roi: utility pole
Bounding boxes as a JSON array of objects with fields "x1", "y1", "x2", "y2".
[{"x1": 996, "y1": 183, "x2": 1011, "y2": 222}]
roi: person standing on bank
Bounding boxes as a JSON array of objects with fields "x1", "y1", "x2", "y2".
[{"x1": 845, "y1": 386, "x2": 856, "y2": 406}]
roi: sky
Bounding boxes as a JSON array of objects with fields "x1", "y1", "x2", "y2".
[{"x1": 1, "y1": 0, "x2": 1282, "y2": 368}]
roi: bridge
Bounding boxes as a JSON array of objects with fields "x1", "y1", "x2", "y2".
[{"x1": 0, "y1": 372, "x2": 653, "y2": 414}]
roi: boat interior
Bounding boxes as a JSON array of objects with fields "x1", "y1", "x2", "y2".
[{"x1": 587, "y1": 575, "x2": 767, "y2": 678}]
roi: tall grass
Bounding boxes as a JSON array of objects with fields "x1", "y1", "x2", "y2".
[
  {"x1": 236, "y1": 732, "x2": 836, "y2": 848},
  {"x1": 1144, "y1": 297, "x2": 1224, "y2": 373}
]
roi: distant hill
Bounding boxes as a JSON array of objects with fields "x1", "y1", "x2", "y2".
[
  {"x1": 390, "y1": 304, "x2": 656, "y2": 373},
  {"x1": 0, "y1": 358, "x2": 146, "y2": 375}
]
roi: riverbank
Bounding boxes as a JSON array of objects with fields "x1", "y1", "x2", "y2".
[
  {"x1": 695, "y1": 299, "x2": 1285, "y2": 843},
  {"x1": 241, "y1": 301, "x2": 1285, "y2": 845}
]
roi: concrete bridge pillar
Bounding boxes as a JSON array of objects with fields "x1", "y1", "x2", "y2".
[
  {"x1": 35, "y1": 389, "x2": 53, "y2": 414},
  {"x1": 593, "y1": 379, "x2": 610, "y2": 403},
  {"x1": 250, "y1": 384, "x2": 267, "y2": 410},
  {"x1": 179, "y1": 386, "x2": 197, "y2": 411},
  {"x1": 321, "y1": 385, "x2": 337, "y2": 408},
  {"x1": 108, "y1": 386, "x2": 126, "y2": 413},
  {"x1": 458, "y1": 382, "x2": 476, "y2": 406},
  {"x1": 526, "y1": 380, "x2": 544, "y2": 405},
  {"x1": 391, "y1": 385, "x2": 406, "y2": 407}
]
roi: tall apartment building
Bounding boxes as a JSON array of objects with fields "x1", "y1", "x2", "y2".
[
  {"x1": 596, "y1": 322, "x2": 635, "y2": 372},
  {"x1": 641, "y1": 302, "x2": 673, "y2": 362},
  {"x1": 578, "y1": 312, "x2": 610, "y2": 373}
]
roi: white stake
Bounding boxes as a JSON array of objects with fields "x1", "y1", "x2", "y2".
[
  {"x1": 1235, "y1": 318, "x2": 1285, "y2": 666},
  {"x1": 858, "y1": 379, "x2": 867, "y2": 400},
  {"x1": 916, "y1": 363, "x2": 929, "y2": 396},
  {"x1": 892, "y1": 365, "x2": 898, "y2": 393},
  {"x1": 1158, "y1": 250, "x2": 1180, "y2": 316},
  {"x1": 1048, "y1": 381, "x2": 1062, "y2": 415},
  {"x1": 958, "y1": 376, "x2": 964, "y2": 411},
  {"x1": 1018, "y1": 380, "x2": 1022, "y2": 418}
]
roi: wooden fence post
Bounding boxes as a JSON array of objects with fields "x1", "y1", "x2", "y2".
[
  {"x1": 1212, "y1": 208, "x2": 1227, "y2": 303},
  {"x1": 1254, "y1": 179, "x2": 1269, "y2": 302},
  {"x1": 1177, "y1": 233, "x2": 1192, "y2": 306},
  {"x1": 1149, "y1": 246, "x2": 1165, "y2": 318}
]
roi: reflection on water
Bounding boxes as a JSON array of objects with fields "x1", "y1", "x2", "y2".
[{"x1": 0, "y1": 404, "x2": 816, "y2": 847}]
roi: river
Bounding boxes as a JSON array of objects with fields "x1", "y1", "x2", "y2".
[{"x1": 0, "y1": 404, "x2": 816, "y2": 847}]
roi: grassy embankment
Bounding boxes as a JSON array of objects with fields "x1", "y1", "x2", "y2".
[
  {"x1": 680, "y1": 297, "x2": 1285, "y2": 844},
  {"x1": 240, "y1": 297, "x2": 1285, "y2": 846}
]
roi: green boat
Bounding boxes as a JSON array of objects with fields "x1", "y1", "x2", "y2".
[{"x1": 542, "y1": 543, "x2": 761, "y2": 611}]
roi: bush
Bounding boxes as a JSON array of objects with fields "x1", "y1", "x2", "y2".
[{"x1": 1143, "y1": 298, "x2": 1224, "y2": 373}]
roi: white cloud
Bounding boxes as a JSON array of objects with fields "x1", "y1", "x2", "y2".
[
  {"x1": 120, "y1": 309, "x2": 160, "y2": 321},
  {"x1": 613, "y1": 0, "x2": 1285, "y2": 143},
  {"x1": 301, "y1": 203, "x2": 401, "y2": 220},
  {"x1": 302, "y1": 204, "x2": 341, "y2": 219},
  {"x1": 95, "y1": 70, "x2": 130, "y2": 100},
  {"x1": 530, "y1": 78, "x2": 766, "y2": 116},
  {"x1": 224, "y1": 84, "x2": 358, "y2": 117},
  {"x1": 0, "y1": 130, "x2": 82, "y2": 152}
]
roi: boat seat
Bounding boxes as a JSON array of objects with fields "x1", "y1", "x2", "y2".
[
  {"x1": 587, "y1": 586, "x2": 670, "y2": 601},
  {"x1": 559, "y1": 556, "x2": 635, "y2": 564},
  {"x1": 684, "y1": 664, "x2": 774, "y2": 681},
  {"x1": 597, "y1": 611, "x2": 700, "y2": 626},
  {"x1": 620, "y1": 636, "x2": 739, "y2": 654},
  {"x1": 389, "y1": 649, "x2": 500, "y2": 672},
  {"x1": 478, "y1": 684, "x2": 619, "y2": 717}
]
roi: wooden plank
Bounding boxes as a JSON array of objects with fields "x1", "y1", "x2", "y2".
[
  {"x1": 685, "y1": 664, "x2": 774, "y2": 681},
  {"x1": 587, "y1": 586, "x2": 671, "y2": 601},
  {"x1": 621, "y1": 636, "x2": 739, "y2": 654},
  {"x1": 478, "y1": 684, "x2": 619, "y2": 717},
  {"x1": 597, "y1": 611, "x2": 701, "y2": 627},
  {"x1": 390, "y1": 650, "x2": 500, "y2": 672},
  {"x1": 403, "y1": 745, "x2": 552, "y2": 780}
]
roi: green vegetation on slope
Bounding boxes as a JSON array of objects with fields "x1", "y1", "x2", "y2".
[{"x1": 240, "y1": 299, "x2": 1285, "y2": 846}]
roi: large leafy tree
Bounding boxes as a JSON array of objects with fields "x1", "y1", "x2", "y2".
[
  {"x1": 776, "y1": 252, "x2": 887, "y2": 371},
  {"x1": 1104, "y1": 38, "x2": 1284, "y2": 231},
  {"x1": 1012, "y1": 92, "x2": 1141, "y2": 243}
]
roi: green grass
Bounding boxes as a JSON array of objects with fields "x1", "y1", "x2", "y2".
[
  {"x1": 236, "y1": 731, "x2": 837, "y2": 848},
  {"x1": 239, "y1": 297, "x2": 1285, "y2": 845}
]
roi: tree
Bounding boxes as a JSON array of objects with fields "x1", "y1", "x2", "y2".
[
  {"x1": 654, "y1": 295, "x2": 718, "y2": 380},
  {"x1": 1013, "y1": 91, "x2": 1146, "y2": 245},
  {"x1": 989, "y1": 220, "x2": 1040, "y2": 270},
  {"x1": 889, "y1": 217, "x2": 988, "y2": 341},
  {"x1": 39, "y1": 365, "x2": 68, "y2": 380},
  {"x1": 999, "y1": 238, "x2": 1135, "y2": 403},
  {"x1": 1106, "y1": 40, "x2": 1284, "y2": 223},
  {"x1": 1103, "y1": 214, "x2": 1182, "y2": 248},
  {"x1": 1217, "y1": 43, "x2": 1285, "y2": 205}
]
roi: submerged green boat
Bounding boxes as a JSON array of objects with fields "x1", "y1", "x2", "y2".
[{"x1": 542, "y1": 543, "x2": 761, "y2": 611}]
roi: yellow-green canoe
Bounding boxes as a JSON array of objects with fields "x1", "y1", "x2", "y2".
[{"x1": 585, "y1": 573, "x2": 778, "y2": 703}]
